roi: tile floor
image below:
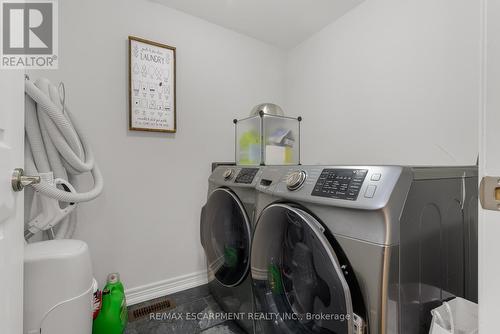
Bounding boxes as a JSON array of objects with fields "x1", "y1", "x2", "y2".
[{"x1": 125, "y1": 285, "x2": 246, "y2": 334}]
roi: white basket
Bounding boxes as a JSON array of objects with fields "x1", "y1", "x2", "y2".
[{"x1": 429, "y1": 297, "x2": 478, "y2": 334}]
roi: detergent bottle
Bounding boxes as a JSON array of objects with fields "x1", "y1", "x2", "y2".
[
  {"x1": 268, "y1": 258, "x2": 283, "y2": 295},
  {"x1": 92, "y1": 273, "x2": 128, "y2": 334}
]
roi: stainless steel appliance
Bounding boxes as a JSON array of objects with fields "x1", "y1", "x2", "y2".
[
  {"x1": 251, "y1": 165, "x2": 478, "y2": 334},
  {"x1": 200, "y1": 165, "x2": 263, "y2": 333}
]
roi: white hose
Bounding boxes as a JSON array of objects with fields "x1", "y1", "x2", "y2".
[{"x1": 24, "y1": 77, "x2": 103, "y2": 239}]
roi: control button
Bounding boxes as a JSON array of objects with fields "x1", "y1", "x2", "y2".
[
  {"x1": 371, "y1": 173, "x2": 381, "y2": 181},
  {"x1": 287, "y1": 171, "x2": 307, "y2": 191},
  {"x1": 223, "y1": 169, "x2": 234, "y2": 180},
  {"x1": 364, "y1": 185, "x2": 377, "y2": 198}
]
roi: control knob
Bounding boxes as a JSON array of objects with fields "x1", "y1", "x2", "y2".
[
  {"x1": 223, "y1": 168, "x2": 234, "y2": 180},
  {"x1": 286, "y1": 171, "x2": 307, "y2": 191}
]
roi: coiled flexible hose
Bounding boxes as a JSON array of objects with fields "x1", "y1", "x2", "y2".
[{"x1": 24, "y1": 77, "x2": 103, "y2": 239}]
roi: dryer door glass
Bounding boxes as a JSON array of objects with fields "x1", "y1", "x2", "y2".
[
  {"x1": 201, "y1": 188, "x2": 251, "y2": 287},
  {"x1": 251, "y1": 204, "x2": 355, "y2": 334}
]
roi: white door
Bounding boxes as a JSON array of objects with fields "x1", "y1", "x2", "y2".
[
  {"x1": 479, "y1": 0, "x2": 500, "y2": 332},
  {"x1": 0, "y1": 71, "x2": 25, "y2": 334}
]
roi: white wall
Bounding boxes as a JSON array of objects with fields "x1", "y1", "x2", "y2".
[
  {"x1": 286, "y1": 0, "x2": 481, "y2": 166},
  {"x1": 35, "y1": 0, "x2": 285, "y2": 295}
]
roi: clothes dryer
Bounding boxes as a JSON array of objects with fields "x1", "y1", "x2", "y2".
[{"x1": 201, "y1": 166, "x2": 263, "y2": 333}]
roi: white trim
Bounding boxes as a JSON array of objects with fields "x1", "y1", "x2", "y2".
[
  {"x1": 125, "y1": 270, "x2": 208, "y2": 306},
  {"x1": 478, "y1": 0, "x2": 490, "y2": 332}
]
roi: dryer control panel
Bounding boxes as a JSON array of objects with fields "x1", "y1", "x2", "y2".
[
  {"x1": 209, "y1": 166, "x2": 263, "y2": 188},
  {"x1": 311, "y1": 169, "x2": 368, "y2": 201},
  {"x1": 234, "y1": 168, "x2": 259, "y2": 184}
]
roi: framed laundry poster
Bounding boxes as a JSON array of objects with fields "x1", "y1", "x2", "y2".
[{"x1": 129, "y1": 36, "x2": 176, "y2": 133}]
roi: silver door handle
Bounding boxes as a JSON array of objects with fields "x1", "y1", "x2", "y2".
[
  {"x1": 12, "y1": 168, "x2": 41, "y2": 192},
  {"x1": 479, "y1": 176, "x2": 500, "y2": 211}
]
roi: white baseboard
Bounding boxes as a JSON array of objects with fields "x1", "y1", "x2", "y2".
[{"x1": 125, "y1": 270, "x2": 208, "y2": 306}]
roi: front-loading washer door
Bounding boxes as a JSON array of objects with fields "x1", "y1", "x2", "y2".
[
  {"x1": 200, "y1": 188, "x2": 251, "y2": 288},
  {"x1": 251, "y1": 203, "x2": 359, "y2": 334}
]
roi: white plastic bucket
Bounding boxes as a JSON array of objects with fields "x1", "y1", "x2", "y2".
[{"x1": 429, "y1": 297, "x2": 478, "y2": 334}]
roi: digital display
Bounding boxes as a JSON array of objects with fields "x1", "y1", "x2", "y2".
[
  {"x1": 235, "y1": 168, "x2": 259, "y2": 184},
  {"x1": 311, "y1": 169, "x2": 368, "y2": 200}
]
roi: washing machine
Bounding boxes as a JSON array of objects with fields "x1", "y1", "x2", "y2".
[
  {"x1": 200, "y1": 165, "x2": 263, "y2": 333},
  {"x1": 251, "y1": 165, "x2": 478, "y2": 334}
]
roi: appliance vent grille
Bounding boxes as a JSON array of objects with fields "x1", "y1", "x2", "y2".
[{"x1": 129, "y1": 298, "x2": 175, "y2": 322}]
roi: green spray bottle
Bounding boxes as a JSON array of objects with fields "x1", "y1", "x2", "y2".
[{"x1": 93, "y1": 273, "x2": 128, "y2": 334}]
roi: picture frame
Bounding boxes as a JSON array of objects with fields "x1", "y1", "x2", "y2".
[{"x1": 129, "y1": 36, "x2": 176, "y2": 133}]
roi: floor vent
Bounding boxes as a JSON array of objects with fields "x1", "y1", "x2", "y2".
[{"x1": 128, "y1": 297, "x2": 175, "y2": 322}]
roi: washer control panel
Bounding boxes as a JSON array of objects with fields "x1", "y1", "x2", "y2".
[
  {"x1": 311, "y1": 169, "x2": 368, "y2": 201},
  {"x1": 271, "y1": 165, "x2": 404, "y2": 210},
  {"x1": 235, "y1": 168, "x2": 259, "y2": 184}
]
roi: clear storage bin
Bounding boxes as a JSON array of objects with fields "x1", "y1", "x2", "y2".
[{"x1": 234, "y1": 112, "x2": 301, "y2": 165}]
